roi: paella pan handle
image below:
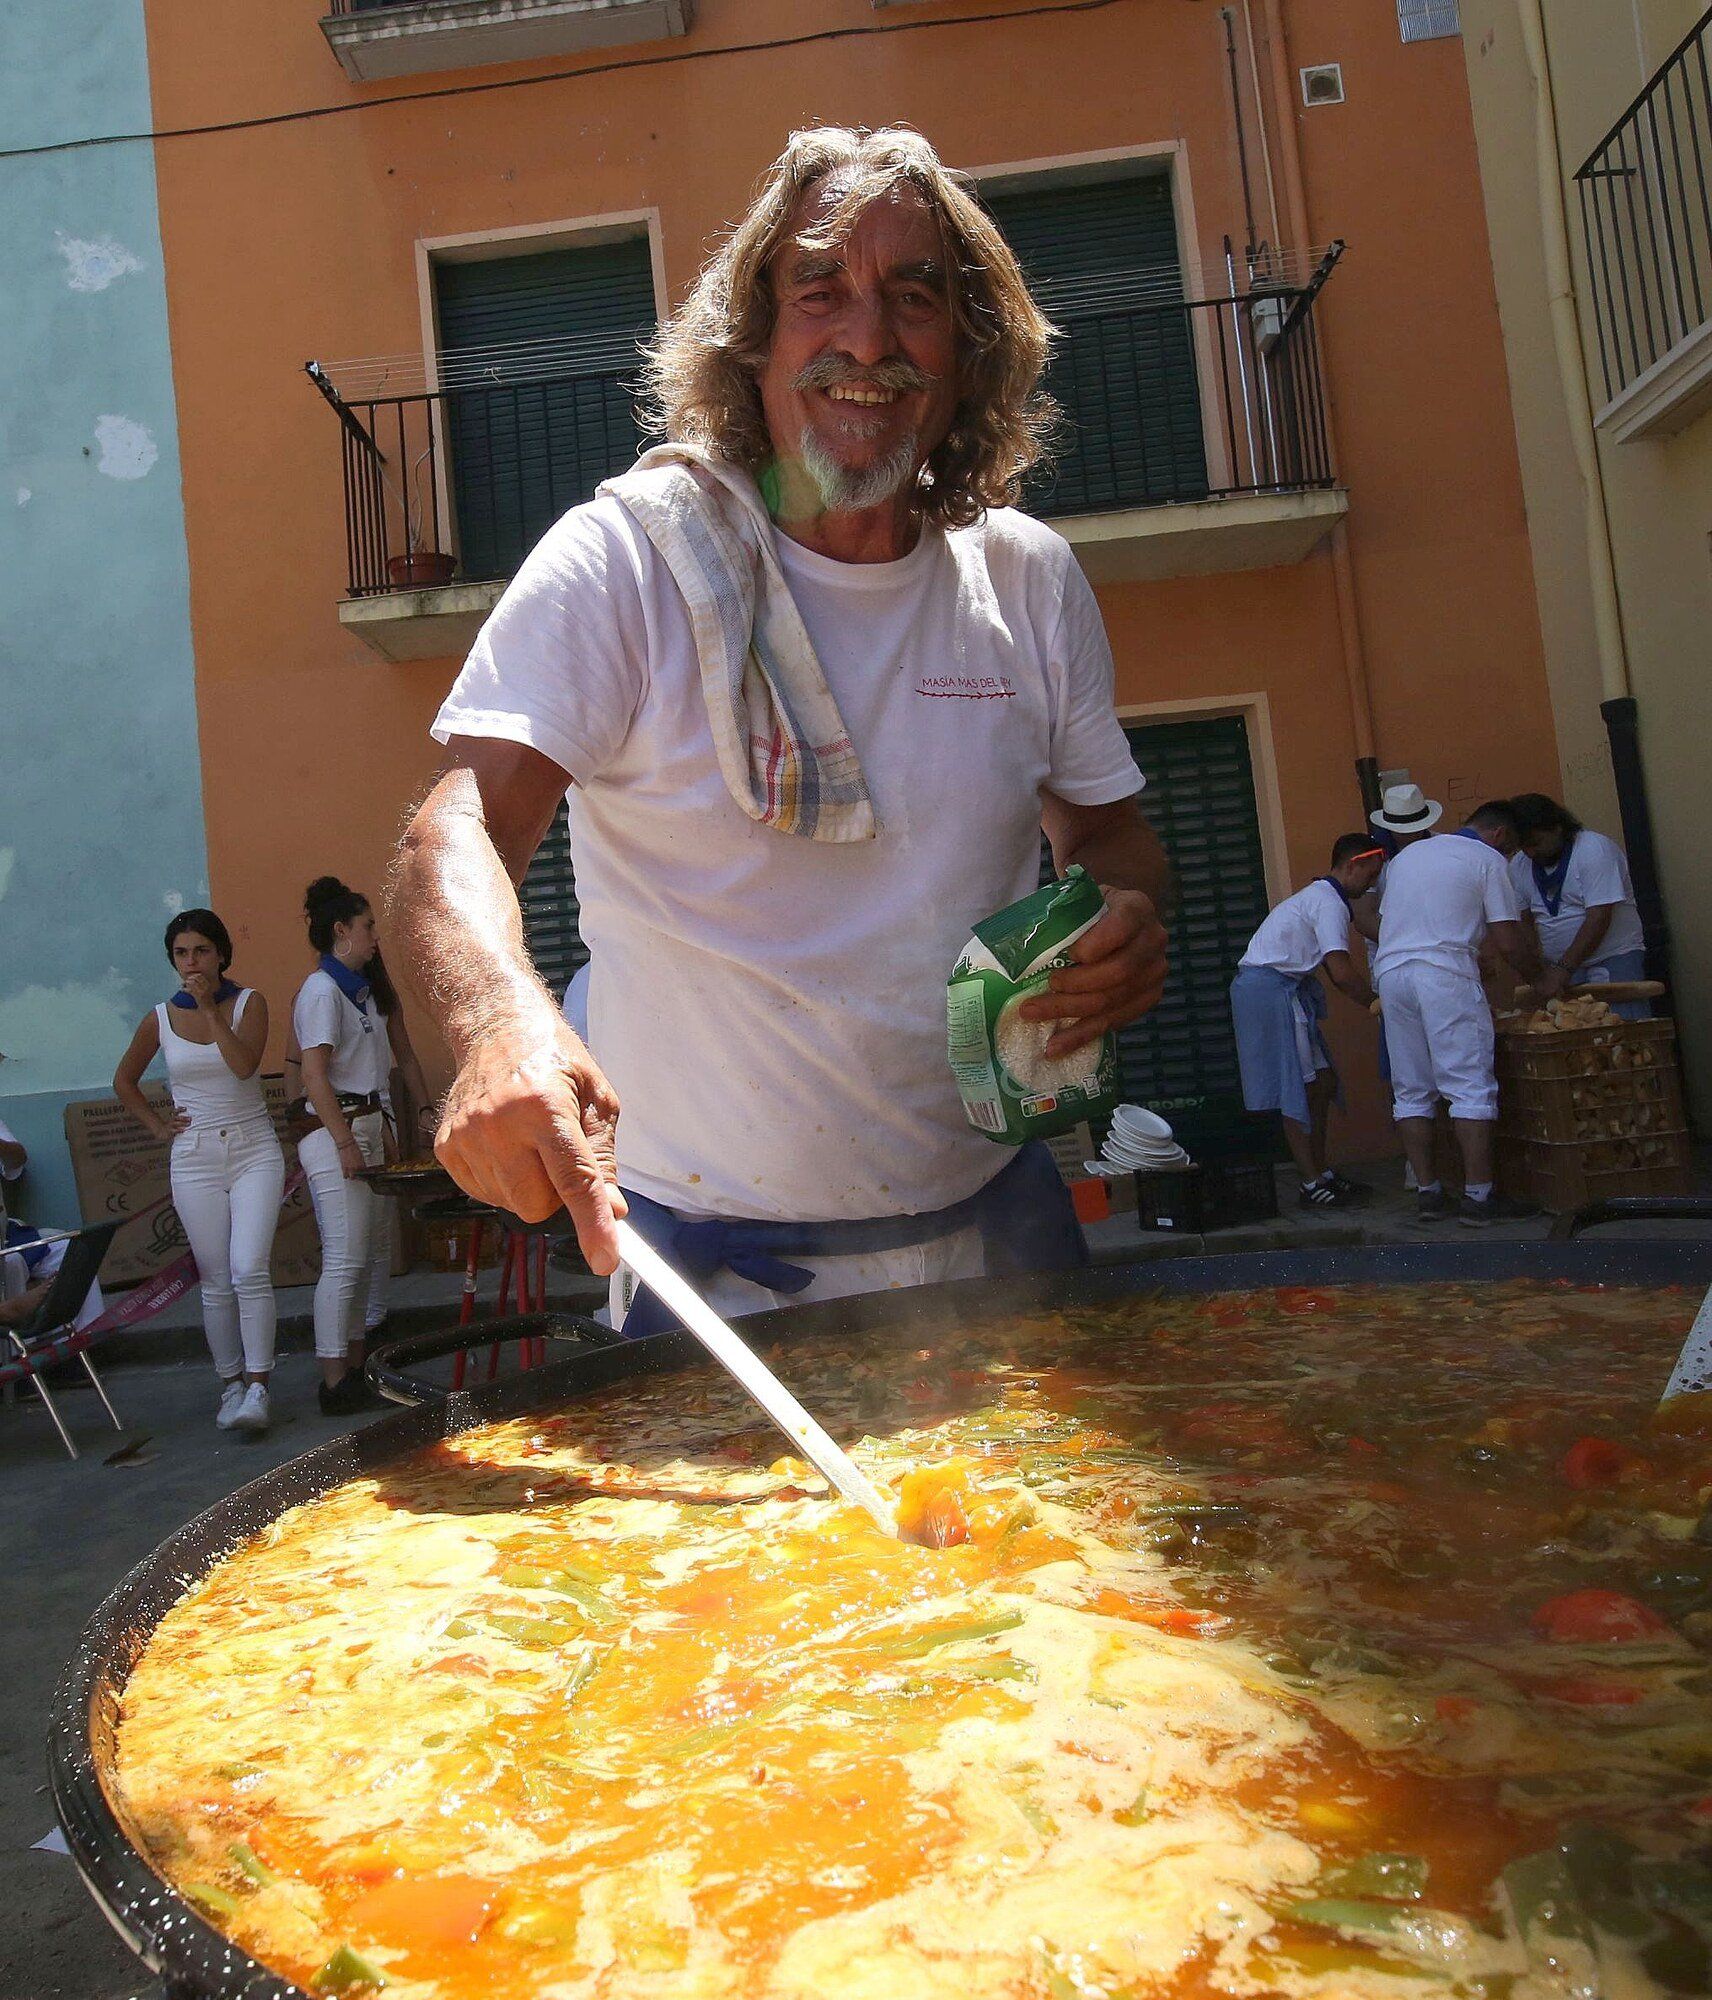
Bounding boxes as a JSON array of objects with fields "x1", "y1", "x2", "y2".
[
  {"x1": 367, "y1": 1314, "x2": 620, "y2": 1406},
  {"x1": 1549, "y1": 1196, "x2": 1712, "y2": 1241}
]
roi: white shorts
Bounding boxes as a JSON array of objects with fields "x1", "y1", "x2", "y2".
[
  {"x1": 609, "y1": 1225, "x2": 986, "y2": 1330},
  {"x1": 1377, "y1": 961, "x2": 1497, "y2": 1122}
]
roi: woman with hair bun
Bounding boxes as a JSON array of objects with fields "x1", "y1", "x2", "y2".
[
  {"x1": 292, "y1": 876, "x2": 390, "y2": 1414},
  {"x1": 283, "y1": 945, "x2": 435, "y2": 1344},
  {"x1": 114, "y1": 908, "x2": 284, "y2": 1431}
]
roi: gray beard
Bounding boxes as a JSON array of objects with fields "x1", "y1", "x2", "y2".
[{"x1": 799, "y1": 427, "x2": 920, "y2": 513}]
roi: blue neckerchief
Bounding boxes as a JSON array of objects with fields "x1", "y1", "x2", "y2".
[
  {"x1": 1531, "y1": 831, "x2": 1576, "y2": 918},
  {"x1": 1317, "y1": 874, "x2": 1353, "y2": 909},
  {"x1": 319, "y1": 952, "x2": 370, "y2": 1016},
  {"x1": 169, "y1": 978, "x2": 240, "y2": 1011}
]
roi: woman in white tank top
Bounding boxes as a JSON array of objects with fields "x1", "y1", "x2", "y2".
[{"x1": 114, "y1": 909, "x2": 286, "y2": 1432}]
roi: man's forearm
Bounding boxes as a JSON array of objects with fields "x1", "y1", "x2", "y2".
[
  {"x1": 1491, "y1": 921, "x2": 1534, "y2": 980},
  {"x1": 1559, "y1": 907, "x2": 1615, "y2": 974},
  {"x1": 388, "y1": 770, "x2": 562, "y2": 1064},
  {"x1": 390, "y1": 756, "x2": 625, "y2": 1265},
  {"x1": 1051, "y1": 802, "x2": 1173, "y2": 917}
]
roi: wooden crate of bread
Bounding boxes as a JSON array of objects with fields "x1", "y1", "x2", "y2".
[
  {"x1": 1496, "y1": 1008, "x2": 1677, "y2": 1084},
  {"x1": 1495, "y1": 1003, "x2": 1688, "y2": 1210},
  {"x1": 1496, "y1": 1129, "x2": 1691, "y2": 1212},
  {"x1": 1498, "y1": 1058, "x2": 1685, "y2": 1147}
]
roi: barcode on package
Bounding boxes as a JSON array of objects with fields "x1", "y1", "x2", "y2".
[{"x1": 965, "y1": 1098, "x2": 1006, "y2": 1134}]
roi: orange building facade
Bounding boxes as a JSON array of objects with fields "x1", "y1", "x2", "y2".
[{"x1": 139, "y1": 0, "x2": 1562, "y2": 1162}]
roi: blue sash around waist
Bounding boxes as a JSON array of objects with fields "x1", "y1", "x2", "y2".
[
  {"x1": 1229, "y1": 963, "x2": 1335, "y2": 1129},
  {"x1": 617, "y1": 1139, "x2": 1087, "y2": 1341}
]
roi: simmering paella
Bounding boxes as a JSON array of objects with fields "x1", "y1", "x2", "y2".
[{"x1": 114, "y1": 1280, "x2": 1712, "y2": 1997}]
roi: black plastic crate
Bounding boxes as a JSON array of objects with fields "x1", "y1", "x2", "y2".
[
  {"x1": 1201, "y1": 1156, "x2": 1280, "y2": 1229},
  {"x1": 1133, "y1": 1167, "x2": 1203, "y2": 1233},
  {"x1": 1131, "y1": 1157, "x2": 1280, "y2": 1234}
]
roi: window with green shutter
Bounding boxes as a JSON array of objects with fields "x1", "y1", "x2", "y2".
[
  {"x1": 1067, "y1": 716, "x2": 1276, "y2": 1157},
  {"x1": 985, "y1": 174, "x2": 1208, "y2": 515},
  {"x1": 519, "y1": 798, "x2": 590, "y2": 1004},
  {"x1": 433, "y1": 239, "x2": 655, "y2": 581}
]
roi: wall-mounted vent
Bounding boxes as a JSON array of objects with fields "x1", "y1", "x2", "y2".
[
  {"x1": 1397, "y1": 0, "x2": 1460, "y2": 43},
  {"x1": 1300, "y1": 63, "x2": 1345, "y2": 106}
]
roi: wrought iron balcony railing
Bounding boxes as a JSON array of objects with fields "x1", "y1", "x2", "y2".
[
  {"x1": 307, "y1": 360, "x2": 641, "y2": 597},
  {"x1": 1026, "y1": 256, "x2": 1340, "y2": 519},
  {"x1": 1574, "y1": 4, "x2": 1712, "y2": 406},
  {"x1": 308, "y1": 250, "x2": 1340, "y2": 600}
]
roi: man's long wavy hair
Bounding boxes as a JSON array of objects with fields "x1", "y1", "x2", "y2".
[{"x1": 639, "y1": 125, "x2": 1057, "y2": 530}]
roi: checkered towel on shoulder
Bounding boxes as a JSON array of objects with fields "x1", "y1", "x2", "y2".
[{"x1": 599, "y1": 443, "x2": 878, "y2": 843}]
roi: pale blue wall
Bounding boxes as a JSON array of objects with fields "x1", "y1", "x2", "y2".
[{"x1": 0, "y1": 0, "x2": 207, "y2": 1220}]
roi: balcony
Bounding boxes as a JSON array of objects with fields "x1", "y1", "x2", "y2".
[
  {"x1": 1027, "y1": 253, "x2": 1346, "y2": 583},
  {"x1": 308, "y1": 358, "x2": 642, "y2": 661},
  {"x1": 312, "y1": 252, "x2": 1345, "y2": 661},
  {"x1": 320, "y1": 0, "x2": 689, "y2": 84},
  {"x1": 1575, "y1": 4, "x2": 1712, "y2": 442}
]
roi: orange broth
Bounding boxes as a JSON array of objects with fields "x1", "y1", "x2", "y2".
[{"x1": 113, "y1": 1280, "x2": 1712, "y2": 1997}]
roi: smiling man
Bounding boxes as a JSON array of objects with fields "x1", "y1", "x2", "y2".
[{"x1": 390, "y1": 125, "x2": 1171, "y2": 1329}]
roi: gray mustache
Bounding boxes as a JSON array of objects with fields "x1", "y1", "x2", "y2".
[{"x1": 792, "y1": 354, "x2": 937, "y2": 394}]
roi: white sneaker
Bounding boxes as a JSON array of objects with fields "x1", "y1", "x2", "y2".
[
  {"x1": 216, "y1": 1380, "x2": 247, "y2": 1429},
  {"x1": 234, "y1": 1382, "x2": 271, "y2": 1433}
]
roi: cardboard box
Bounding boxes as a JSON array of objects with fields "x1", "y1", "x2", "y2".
[
  {"x1": 1044, "y1": 1119, "x2": 1137, "y2": 1212},
  {"x1": 65, "y1": 1077, "x2": 321, "y2": 1288},
  {"x1": 1043, "y1": 1123, "x2": 1097, "y2": 1184}
]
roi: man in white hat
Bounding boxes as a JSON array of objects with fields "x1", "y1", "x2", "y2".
[{"x1": 1369, "y1": 789, "x2": 1534, "y2": 1225}]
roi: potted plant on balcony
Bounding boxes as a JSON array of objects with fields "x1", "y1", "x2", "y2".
[{"x1": 387, "y1": 445, "x2": 456, "y2": 590}]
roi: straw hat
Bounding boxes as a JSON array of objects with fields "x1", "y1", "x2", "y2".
[{"x1": 1370, "y1": 783, "x2": 1443, "y2": 834}]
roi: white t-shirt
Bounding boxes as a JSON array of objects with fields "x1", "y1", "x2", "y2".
[
  {"x1": 1239, "y1": 879, "x2": 1350, "y2": 980},
  {"x1": 1372, "y1": 833, "x2": 1521, "y2": 981},
  {"x1": 434, "y1": 494, "x2": 1142, "y2": 1220},
  {"x1": 291, "y1": 970, "x2": 391, "y2": 1098},
  {"x1": 1509, "y1": 830, "x2": 1643, "y2": 965}
]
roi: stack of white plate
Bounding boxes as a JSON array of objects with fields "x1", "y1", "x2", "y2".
[{"x1": 1082, "y1": 1104, "x2": 1190, "y2": 1177}]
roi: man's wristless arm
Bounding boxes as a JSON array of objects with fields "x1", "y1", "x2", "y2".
[{"x1": 388, "y1": 758, "x2": 566, "y2": 1063}]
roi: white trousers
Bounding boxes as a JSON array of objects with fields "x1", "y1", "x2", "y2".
[
  {"x1": 365, "y1": 1199, "x2": 395, "y2": 1332},
  {"x1": 300, "y1": 1112, "x2": 383, "y2": 1359},
  {"x1": 169, "y1": 1116, "x2": 286, "y2": 1377},
  {"x1": 1377, "y1": 961, "x2": 1498, "y2": 1122},
  {"x1": 608, "y1": 1225, "x2": 986, "y2": 1330}
]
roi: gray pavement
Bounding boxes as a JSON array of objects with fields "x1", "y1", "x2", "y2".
[
  {"x1": 5, "y1": 1154, "x2": 1702, "y2": 1999},
  {"x1": 3, "y1": 1352, "x2": 386, "y2": 2000}
]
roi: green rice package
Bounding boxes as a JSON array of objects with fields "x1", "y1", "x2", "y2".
[{"x1": 947, "y1": 865, "x2": 1120, "y2": 1144}]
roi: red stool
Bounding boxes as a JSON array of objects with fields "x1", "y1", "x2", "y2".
[
  {"x1": 413, "y1": 1195, "x2": 551, "y2": 1388},
  {"x1": 487, "y1": 1225, "x2": 553, "y2": 1376}
]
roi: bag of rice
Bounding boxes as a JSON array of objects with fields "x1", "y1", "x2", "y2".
[{"x1": 947, "y1": 865, "x2": 1120, "y2": 1144}]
